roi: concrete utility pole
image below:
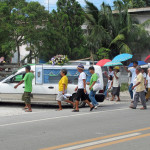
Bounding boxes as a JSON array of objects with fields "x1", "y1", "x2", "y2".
[{"x1": 48, "y1": 0, "x2": 50, "y2": 12}]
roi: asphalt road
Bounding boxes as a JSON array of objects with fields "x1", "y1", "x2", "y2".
[{"x1": 0, "y1": 95, "x2": 150, "y2": 150}]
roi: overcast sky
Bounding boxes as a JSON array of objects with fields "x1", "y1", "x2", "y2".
[{"x1": 28, "y1": 0, "x2": 114, "y2": 10}]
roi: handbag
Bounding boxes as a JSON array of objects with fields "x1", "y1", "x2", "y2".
[{"x1": 93, "y1": 80, "x2": 101, "y2": 92}]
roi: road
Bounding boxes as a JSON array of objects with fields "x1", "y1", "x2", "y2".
[{"x1": 0, "y1": 93, "x2": 150, "y2": 150}]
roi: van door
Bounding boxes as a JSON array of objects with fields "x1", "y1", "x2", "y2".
[
  {"x1": 0, "y1": 72, "x2": 25, "y2": 101},
  {"x1": 32, "y1": 68, "x2": 60, "y2": 102}
]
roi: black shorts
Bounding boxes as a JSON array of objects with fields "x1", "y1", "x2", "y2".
[
  {"x1": 112, "y1": 87, "x2": 120, "y2": 96},
  {"x1": 75, "y1": 89, "x2": 88, "y2": 101}
]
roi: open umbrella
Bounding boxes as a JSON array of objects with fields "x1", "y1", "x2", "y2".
[
  {"x1": 96, "y1": 59, "x2": 111, "y2": 67},
  {"x1": 128, "y1": 61, "x2": 147, "y2": 67},
  {"x1": 112, "y1": 53, "x2": 133, "y2": 62},
  {"x1": 144, "y1": 55, "x2": 150, "y2": 63},
  {"x1": 104, "y1": 61, "x2": 123, "y2": 67}
]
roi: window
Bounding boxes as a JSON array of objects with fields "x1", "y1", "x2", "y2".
[
  {"x1": 8, "y1": 72, "x2": 26, "y2": 83},
  {"x1": 44, "y1": 69, "x2": 61, "y2": 84},
  {"x1": 43, "y1": 69, "x2": 92, "y2": 84}
]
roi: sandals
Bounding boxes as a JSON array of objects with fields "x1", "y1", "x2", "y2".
[
  {"x1": 72, "y1": 110, "x2": 79, "y2": 112},
  {"x1": 25, "y1": 110, "x2": 32, "y2": 112}
]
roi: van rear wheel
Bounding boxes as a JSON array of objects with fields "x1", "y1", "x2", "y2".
[{"x1": 70, "y1": 94, "x2": 86, "y2": 108}]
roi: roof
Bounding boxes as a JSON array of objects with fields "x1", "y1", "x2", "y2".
[{"x1": 113, "y1": 7, "x2": 150, "y2": 14}]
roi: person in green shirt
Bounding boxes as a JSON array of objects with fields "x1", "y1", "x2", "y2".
[
  {"x1": 14, "y1": 65, "x2": 34, "y2": 112},
  {"x1": 87, "y1": 66, "x2": 99, "y2": 109}
]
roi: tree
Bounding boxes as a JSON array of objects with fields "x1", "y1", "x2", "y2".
[
  {"x1": 114, "y1": 0, "x2": 150, "y2": 9},
  {"x1": 53, "y1": 0, "x2": 87, "y2": 60},
  {"x1": 0, "y1": 1, "x2": 12, "y2": 59},
  {"x1": 85, "y1": 1, "x2": 150, "y2": 59},
  {"x1": 22, "y1": 1, "x2": 49, "y2": 63}
]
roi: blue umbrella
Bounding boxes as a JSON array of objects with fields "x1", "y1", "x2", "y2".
[
  {"x1": 128, "y1": 61, "x2": 147, "y2": 67},
  {"x1": 112, "y1": 53, "x2": 133, "y2": 62},
  {"x1": 104, "y1": 61, "x2": 123, "y2": 67}
]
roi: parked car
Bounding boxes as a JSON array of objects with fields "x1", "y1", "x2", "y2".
[{"x1": 0, "y1": 64, "x2": 105, "y2": 107}]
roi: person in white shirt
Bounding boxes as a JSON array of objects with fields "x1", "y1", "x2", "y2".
[
  {"x1": 142, "y1": 68, "x2": 147, "y2": 85},
  {"x1": 124, "y1": 61, "x2": 138, "y2": 101},
  {"x1": 104, "y1": 67, "x2": 114, "y2": 97},
  {"x1": 72, "y1": 64, "x2": 94, "y2": 112},
  {"x1": 106, "y1": 75, "x2": 113, "y2": 100},
  {"x1": 146, "y1": 68, "x2": 150, "y2": 101},
  {"x1": 111, "y1": 66, "x2": 120, "y2": 102}
]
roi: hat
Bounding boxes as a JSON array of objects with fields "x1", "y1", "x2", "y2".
[
  {"x1": 114, "y1": 66, "x2": 120, "y2": 70},
  {"x1": 77, "y1": 64, "x2": 84, "y2": 70}
]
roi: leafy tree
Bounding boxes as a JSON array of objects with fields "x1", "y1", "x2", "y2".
[
  {"x1": 53, "y1": 0, "x2": 87, "y2": 60},
  {"x1": 85, "y1": 1, "x2": 150, "y2": 59},
  {"x1": 0, "y1": 1, "x2": 12, "y2": 59},
  {"x1": 22, "y1": 1, "x2": 49, "y2": 63},
  {"x1": 97, "y1": 48, "x2": 111, "y2": 59},
  {"x1": 114, "y1": 0, "x2": 150, "y2": 9}
]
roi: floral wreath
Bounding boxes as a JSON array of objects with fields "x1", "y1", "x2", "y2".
[{"x1": 49, "y1": 55, "x2": 69, "y2": 66}]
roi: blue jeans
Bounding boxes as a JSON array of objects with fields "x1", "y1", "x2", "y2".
[
  {"x1": 104, "y1": 83, "x2": 108, "y2": 97},
  {"x1": 129, "y1": 83, "x2": 133, "y2": 99},
  {"x1": 89, "y1": 90, "x2": 98, "y2": 106}
]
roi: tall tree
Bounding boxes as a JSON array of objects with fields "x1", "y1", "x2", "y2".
[
  {"x1": 23, "y1": 1, "x2": 49, "y2": 63},
  {"x1": 85, "y1": 1, "x2": 150, "y2": 59},
  {"x1": 54, "y1": 0, "x2": 87, "y2": 59}
]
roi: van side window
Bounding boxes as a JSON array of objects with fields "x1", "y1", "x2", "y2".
[
  {"x1": 10, "y1": 72, "x2": 26, "y2": 83},
  {"x1": 43, "y1": 69, "x2": 92, "y2": 84},
  {"x1": 44, "y1": 69, "x2": 61, "y2": 84}
]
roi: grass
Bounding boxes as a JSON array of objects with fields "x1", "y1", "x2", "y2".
[{"x1": 121, "y1": 83, "x2": 129, "y2": 92}]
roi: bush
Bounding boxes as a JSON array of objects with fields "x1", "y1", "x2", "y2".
[{"x1": 121, "y1": 83, "x2": 129, "y2": 92}]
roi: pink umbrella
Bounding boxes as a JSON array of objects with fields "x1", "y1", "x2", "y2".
[
  {"x1": 145, "y1": 55, "x2": 150, "y2": 63},
  {"x1": 96, "y1": 59, "x2": 111, "y2": 67}
]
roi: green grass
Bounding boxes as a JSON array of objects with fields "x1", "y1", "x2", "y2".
[{"x1": 121, "y1": 83, "x2": 129, "y2": 92}]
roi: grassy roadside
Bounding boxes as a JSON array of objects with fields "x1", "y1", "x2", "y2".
[{"x1": 121, "y1": 83, "x2": 129, "y2": 92}]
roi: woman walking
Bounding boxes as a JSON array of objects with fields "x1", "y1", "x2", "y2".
[
  {"x1": 111, "y1": 66, "x2": 121, "y2": 102},
  {"x1": 56, "y1": 69, "x2": 75, "y2": 111}
]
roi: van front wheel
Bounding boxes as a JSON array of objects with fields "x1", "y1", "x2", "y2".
[{"x1": 70, "y1": 94, "x2": 86, "y2": 108}]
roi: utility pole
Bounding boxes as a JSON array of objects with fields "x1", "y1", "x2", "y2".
[{"x1": 48, "y1": 0, "x2": 49, "y2": 11}]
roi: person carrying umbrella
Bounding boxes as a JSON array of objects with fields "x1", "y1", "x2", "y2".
[
  {"x1": 124, "y1": 61, "x2": 138, "y2": 102},
  {"x1": 111, "y1": 66, "x2": 121, "y2": 102}
]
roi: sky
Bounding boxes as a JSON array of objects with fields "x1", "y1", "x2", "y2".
[{"x1": 28, "y1": 0, "x2": 114, "y2": 11}]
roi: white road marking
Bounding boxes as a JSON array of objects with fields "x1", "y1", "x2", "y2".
[
  {"x1": 0, "y1": 108, "x2": 129, "y2": 127},
  {"x1": 58, "y1": 133, "x2": 141, "y2": 150}
]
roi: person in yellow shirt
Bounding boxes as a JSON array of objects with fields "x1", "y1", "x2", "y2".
[
  {"x1": 130, "y1": 67, "x2": 147, "y2": 110},
  {"x1": 56, "y1": 69, "x2": 75, "y2": 111}
]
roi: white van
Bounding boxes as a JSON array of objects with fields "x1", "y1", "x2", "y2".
[{"x1": 0, "y1": 64, "x2": 105, "y2": 107}]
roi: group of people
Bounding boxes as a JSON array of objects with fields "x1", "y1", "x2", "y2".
[
  {"x1": 14, "y1": 64, "x2": 101, "y2": 112},
  {"x1": 56, "y1": 65, "x2": 100, "y2": 112},
  {"x1": 104, "y1": 61, "x2": 150, "y2": 110},
  {"x1": 14, "y1": 61, "x2": 150, "y2": 112},
  {"x1": 125, "y1": 61, "x2": 150, "y2": 109}
]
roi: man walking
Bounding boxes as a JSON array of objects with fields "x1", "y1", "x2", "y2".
[
  {"x1": 130, "y1": 67, "x2": 147, "y2": 110},
  {"x1": 14, "y1": 65, "x2": 34, "y2": 112},
  {"x1": 88, "y1": 66, "x2": 99, "y2": 109},
  {"x1": 72, "y1": 64, "x2": 94, "y2": 112},
  {"x1": 124, "y1": 61, "x2": 138, "y2": 101}
]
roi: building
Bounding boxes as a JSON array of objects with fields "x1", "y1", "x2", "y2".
[{"x1": 113, "y1": 7, "x2": 150, "y2": 60}]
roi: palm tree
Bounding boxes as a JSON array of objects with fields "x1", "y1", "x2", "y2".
[{"x1": 84, "y1": 0, "x2": 150, "y2": 60}]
